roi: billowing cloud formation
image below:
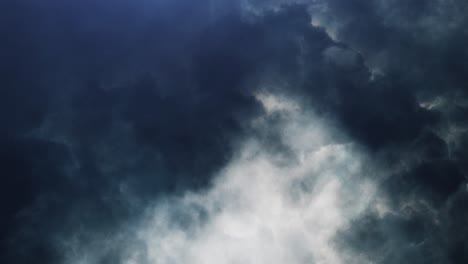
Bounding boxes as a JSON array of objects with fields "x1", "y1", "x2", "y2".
[
  {"x1": 1, "y1": 1, "x2": 468, "y2": 263},
  {"x1": 63, "y1": 94, "x2": 379, "y2": 264}
]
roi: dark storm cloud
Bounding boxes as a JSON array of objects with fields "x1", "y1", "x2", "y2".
[
  {"x1": 1, "y1": 1, "x2": 468, "y2": 263},
  {"x1": 298, "y1": 0, "x2": 468, "y2": 263},
  {"x1": 0, "y1": 1, "x2": 262, "y2": 263},
  {"x1": 238, "y1": 0, "x2": 468, "y2": 262},
  {"x1": 0, "y1": 2, "x2": 333, "y2": 263}
]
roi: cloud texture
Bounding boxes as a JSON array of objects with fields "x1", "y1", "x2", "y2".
[
  {"x1": 1, "y1": 1, "x2": 467, "y2": 263},
  {"x1": 62, "y1": 94, "x2": 380, "y2": 264}
]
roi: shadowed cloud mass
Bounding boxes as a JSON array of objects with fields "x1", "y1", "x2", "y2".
[{"x1": 1, "y1": 1, "x2": 467, "y2": 263}]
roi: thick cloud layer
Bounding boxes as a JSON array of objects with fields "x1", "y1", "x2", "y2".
[
  {"x1": 1, "y1": 1, "x2": 467, "y2": 263},
  {"x1": 63, "y1": 94, "x2": 380, "y2": 264}
]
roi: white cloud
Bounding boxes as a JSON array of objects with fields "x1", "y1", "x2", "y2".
[{"x1": 65, "y1": 93, "x2": 384, "y2": 264}]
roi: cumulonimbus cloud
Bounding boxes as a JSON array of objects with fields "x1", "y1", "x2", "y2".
[
  {"x1": 63, "y1": 93, "x2": 386, "y2": 264},
  {"x1": 3, "y1": 2, "x2": 467, "y2": 263}
]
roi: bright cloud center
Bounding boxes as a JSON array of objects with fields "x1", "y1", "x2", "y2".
[{"x1": 67, "y1": 94, "x2": 381, "y2": 264}]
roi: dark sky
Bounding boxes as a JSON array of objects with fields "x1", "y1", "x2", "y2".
[{"x1": 1, "y1": 1, "x2": 467, "y2": 263}]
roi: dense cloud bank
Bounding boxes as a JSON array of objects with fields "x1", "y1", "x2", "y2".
[{"x1": 1, "y1": 1, "x2": 467, "y2": 263}]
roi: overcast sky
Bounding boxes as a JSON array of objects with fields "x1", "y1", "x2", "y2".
[{"x1": 1, "y1": 1, "x2": 468, "y2": 263}]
